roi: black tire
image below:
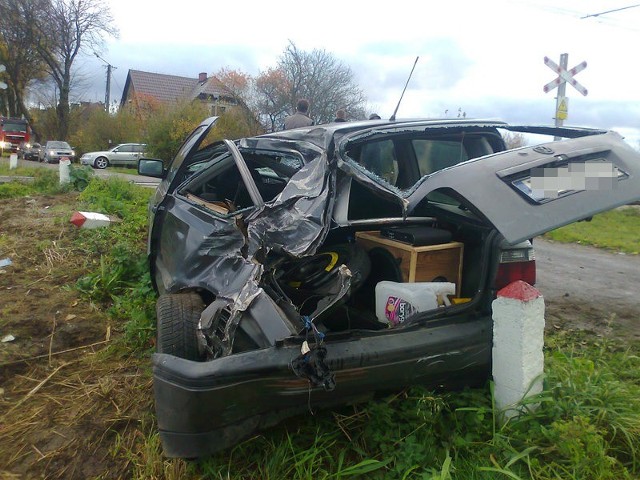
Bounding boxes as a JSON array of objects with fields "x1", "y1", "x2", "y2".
[{"x1": 156, "y1": 293, "x2": 204, "y2": 361}]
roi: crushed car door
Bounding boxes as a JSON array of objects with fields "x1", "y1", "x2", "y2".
[{"x1": 406, "y1": 131, "x2": 640, "y2": 245}]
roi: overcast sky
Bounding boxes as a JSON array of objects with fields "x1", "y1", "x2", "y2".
[{"x1": 75, "y1": 0, "x2": 640, "y2": 147}]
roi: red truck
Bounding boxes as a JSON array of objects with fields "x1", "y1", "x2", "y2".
[{"x1": 0, "y1": 117, "x2": 31, "y2": 154}]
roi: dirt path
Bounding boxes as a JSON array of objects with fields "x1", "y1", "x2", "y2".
[{"x1": 535, "y1": 237, "x2": 640, "y2": 339}]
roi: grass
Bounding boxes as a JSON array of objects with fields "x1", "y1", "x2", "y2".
[
  {"x1": 179, "y1": 332, "x2": 639, "y2": 480},
  {"x1": 544, "y1": 206, "x2": 640, "y2": 254},
  {"x1": 182, "y1": 332, "x2": 639, "y2": 480},
  {"x1": 0, "y1": 162, "x2": 95, "y2": 195},
  {"x1": 3, "y1": 172, "x2": 639, "y2": 479}
]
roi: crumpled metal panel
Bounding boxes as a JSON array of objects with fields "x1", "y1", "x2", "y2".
[
  {"x1": 247, "y1": 153, "x2": 333, "y2": 258},
  {"x1": 166, "y1": 144, "x2": 341, "y2": 355}
]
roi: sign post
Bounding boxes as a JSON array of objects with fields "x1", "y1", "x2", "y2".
[{"x1": 543, "y1": 54, "x2": 588, "y2": 139}]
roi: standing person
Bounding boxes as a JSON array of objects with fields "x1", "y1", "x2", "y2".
[
  {"x1": 334, "y1": 109, "x2": 347, "y2": 122},
  {"x1": 284, "y1": 99, "x2": 313, "y2": 130},
  {"x1": 369, "y1": 113, "x2": 381, "y2": 120}
]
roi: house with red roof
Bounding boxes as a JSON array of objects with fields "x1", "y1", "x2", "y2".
[{"x1": 120, "y1": 70, "x2": 238, "y2": 116}]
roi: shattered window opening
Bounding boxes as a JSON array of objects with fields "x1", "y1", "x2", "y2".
[
  {"x1": 180, "y1": 148, "x2": 307, "y2": 213},
  {"x1": 342, "y1": 129, "x2": 503, "y2": 197}
]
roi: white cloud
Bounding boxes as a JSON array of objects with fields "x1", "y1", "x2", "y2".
[{"x1": 70, "y1": 0, "x2": 640, "y2": 139}]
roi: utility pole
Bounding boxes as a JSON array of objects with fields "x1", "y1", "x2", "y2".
[{"x1": 95, "y1": 53, "x2": 116, "y2": 113}]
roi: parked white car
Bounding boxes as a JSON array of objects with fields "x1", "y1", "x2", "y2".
[
  {"x1": 80, "y1": 143, "x2": 146, "y2": 169},
  {"x1": 40, "y1": 141, "x2": 75, "y2": 164}
]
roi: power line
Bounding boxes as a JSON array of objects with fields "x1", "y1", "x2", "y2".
[{"x1": 580, "y1": 3, "x2": 640, "y2": 19}]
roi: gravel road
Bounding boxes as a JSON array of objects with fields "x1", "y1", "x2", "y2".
[{"x1": 534, "y1": 237, "x2": 640, "y2": 338}]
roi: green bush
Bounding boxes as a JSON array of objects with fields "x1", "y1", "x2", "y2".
[
  {"x1": 68, "y1": 108, "x2": 143, "y2": 158},
  {"x1": 143, "y1": 100, "x2": 209, "y2": 161}
]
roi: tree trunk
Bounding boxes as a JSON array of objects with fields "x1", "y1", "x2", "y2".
[{"x1": 57, "y1": 80, "x2": 70, "y2": 139}]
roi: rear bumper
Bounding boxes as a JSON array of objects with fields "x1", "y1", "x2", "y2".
[{"x1": 153, "y1": 316, "x2": 492, "y2": 458}]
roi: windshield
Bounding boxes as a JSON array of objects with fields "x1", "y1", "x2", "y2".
[
  {"x1": 47, "y1": 141, "x2": 71, "y2": 149},
  {"x1": 2, "y1": 121, "x2": 27, "y2": 132}
]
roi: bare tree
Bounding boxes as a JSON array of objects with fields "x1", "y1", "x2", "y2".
[
  {"x1": 502, "y1": 131, "x2": 527, "y2": 149},
  {"x1": 277, "y1": 41, "x2": 367, "y2": 125},
  {"x1": 0, "y1": 0, "x2": 49, "y2": 124},
  {"x1": 33, "y1": 0, "x2": 118, "y2": 139}
]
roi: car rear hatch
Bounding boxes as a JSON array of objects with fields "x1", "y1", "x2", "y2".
[{"x1": 401, "y1": 130, "x2": 640, "y2": 245}]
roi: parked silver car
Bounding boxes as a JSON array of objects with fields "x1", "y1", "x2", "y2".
[
  {"x1": 40, "y1": 141, "x2": 75, "y2": 164},
  {"x1": 80, "y1": 143, "x2": 146, "y2": 169}
]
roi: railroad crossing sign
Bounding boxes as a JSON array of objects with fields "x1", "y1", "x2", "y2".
[
  {"x1": 543, "y1": 55, "x2": 588, "y2": 96},
  {"x1": 543, "y1": 53, "x2": 588, "y2": 132}
]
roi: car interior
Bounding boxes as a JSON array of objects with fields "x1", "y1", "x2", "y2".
[
  {"x1": 176, "y1": 131, "x2": 503, "y2": 334},
  {"x1": 180, "y1": 149, "x2": 305, "y2": 213}
]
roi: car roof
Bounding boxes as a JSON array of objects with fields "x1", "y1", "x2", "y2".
[{"x1": 249, "y1": 118, "x2": 510, "y2": 152}]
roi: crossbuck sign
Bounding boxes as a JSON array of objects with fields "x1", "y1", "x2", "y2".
[
  {"x1": 543, "y1": 53, "x2": 588, "y2": 131},
  {"x1": 543, "y1": 56, "x2": 588, "y2": 96}
]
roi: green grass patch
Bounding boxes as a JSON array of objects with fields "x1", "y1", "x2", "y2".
[
  {"x1": 0, "y1": 163, "x2": 94, "y2": 196},
  {"x1": 107, "y1": 166, "x2": 138, "y2": 175},
  {"x1": 57, "y1": 179, "x2": 640, "y2": 478},
  {"x1": 182, "y1": 333, "x2": 640, "y2": 480},
  {"x1": 545, "y1": 207, "x2": 640, "y2": 254},
  {"x1": 72, "y1": 177, "x2": 157, "y2": 352}
]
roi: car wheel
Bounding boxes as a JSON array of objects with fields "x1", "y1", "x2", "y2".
[
  {"x1": 156, "y1": 293, "x2": 204, "y2": 360},
  {"x1": 94, "y1": 157, "x2": 109, "y2": 169}
]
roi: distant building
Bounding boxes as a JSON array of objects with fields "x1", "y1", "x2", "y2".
[{"x1": 120, "y1": 70, "x2": 239, "y2": 116}]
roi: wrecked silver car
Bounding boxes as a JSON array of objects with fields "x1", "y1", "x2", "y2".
[{"x1": 139, "y1": 117, "x2": 640, "y2": 458}]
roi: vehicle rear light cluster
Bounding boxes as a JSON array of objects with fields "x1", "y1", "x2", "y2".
[{"x1": 494, "y1": 246, "x2": 536, "y2": 291}]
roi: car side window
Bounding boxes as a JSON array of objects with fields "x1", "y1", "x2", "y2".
[
  {"x1": 119, "y1": 145, "x2": 133, "y2": 153},
  {"x1": 352, "y1": 140, "x2": 398, "y2": 185},
  {"x1": 413, "y1": 139, "x2": 469, "y2": 177}
]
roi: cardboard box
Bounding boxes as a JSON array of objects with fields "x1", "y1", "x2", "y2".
[{"x1": 355, "y1": 231, "x2": 463, "y2": 295}]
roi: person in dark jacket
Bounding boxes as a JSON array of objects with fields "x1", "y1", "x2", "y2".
[
  {"x1": 284, "y1": 99, "x2": 314, "y2": 129},
  {"x1": 334, "y1": 109, "x2": 347, "y2": 122}
]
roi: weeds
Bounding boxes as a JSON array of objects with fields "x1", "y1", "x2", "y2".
[
  {"x1": 545, "y1": 206, "x2": 640, "y2": 254},
  {"x1": 188, "y1": 333, "x2": 640, "y2": 480},
  {"x1": 72, "y1": 177, "x2": 156, "y2": 351},
  {"x1": 0, "y1": 163, "x2": 90, "y2": 197},
  {"x1": 13, "y1": 177, "x2": 637, "y2": 479},
  {"x1": 67, "y1": 177, "x2": 640, "y2": 479}
]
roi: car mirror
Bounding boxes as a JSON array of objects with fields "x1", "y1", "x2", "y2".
[{"x1": 138, "y1": 158, "x2": 166, "y2": 178}]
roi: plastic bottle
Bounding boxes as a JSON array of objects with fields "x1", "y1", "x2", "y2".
[{"x1": 375, "y1": 281, "x2": 456, "y2": 326}]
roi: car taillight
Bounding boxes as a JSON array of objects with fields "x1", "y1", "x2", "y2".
[{"x1": 494, "y1": 246, "x2": 536, "y2": 290}]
